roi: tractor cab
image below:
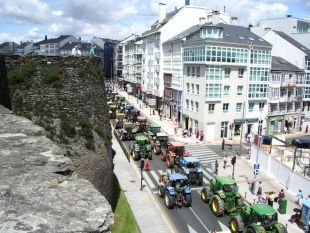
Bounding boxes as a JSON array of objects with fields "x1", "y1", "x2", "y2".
[
  {"x1": 130, "y1": 135, "x2": 152, "y2": 161},
  {"x1": 167, "y1": 142, "x2": 188, "y2": 157},
  {"x1": 146, "y1": 123, "x2": 161, "y2": 140},
  {"x1": 211, "y1": 176, "x2": 239, "y2": 194},
  {"x1": 134, "y1": 116, "x2": 147, "y2": 133},
  {"x1": 115, "y1": 113, "x2": 125, "y2": 129},
  {"x1": 108, "y1": 103, "x2": 117, "y2": 119},
  {"x1": 124, "y1": 104, "x2": 134, "y2": 113},
  {"x1": 178, "y1": 157, "x2": 203, "y2": 186}
]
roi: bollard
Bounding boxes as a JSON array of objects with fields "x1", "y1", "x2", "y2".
[{"x1": 244, "y1": 192, "x2": 247, "y2": 198}]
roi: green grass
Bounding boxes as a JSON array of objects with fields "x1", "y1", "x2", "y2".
[{"x1": 110, "y1": 175, "x2": 140, "y2": 233}]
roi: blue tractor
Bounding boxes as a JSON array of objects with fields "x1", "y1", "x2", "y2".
[
  {"x1": 175, "y1": 157, "x2": 203, "y2": 186},
  {"x1": 158, "y1": 173, "x2": 192, "y2": 209}
]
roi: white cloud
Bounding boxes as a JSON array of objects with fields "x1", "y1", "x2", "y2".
[
  {"x1": 27, "y1": 27, "x2": 44, "y2": 41},
  {"x1": 52, "y1": 10, "x2": 63, "y2": 17},
  {"x1": 306, "y1": 1, "x2": 310, "y2": 7},
  {"x1": 0, "y1": 0, "x2": 50, "y2": 24},
  {"x1": 0, "y1": 32, "x2": 24, "y2": 43}
]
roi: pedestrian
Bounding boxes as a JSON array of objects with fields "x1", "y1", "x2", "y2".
[
  {"x1": 89, "y1": 43, "x2": 96, "y2": 57},
  {"x1": 143, "y1": 158, "x2": 151, "y2": 171},
  {"x1": 200, "y1": 131, "x2": 204, "y2": 141},
  {"x1": 196, "y1": 130, "x2": 199, "y2": 139},
  {"x1": 223, "y1": 155, "x2": 227, "y2": 169},
  {"x1": 306, "y1": 125, "x2": 309, "y2": 134},
  {"x1": 284, "y1": 126, "x2": 288, "y2": 134},
  {"x1": 214, "y1": 160, "x2": 219, "y2": 175},
  {"x1": 257, "y1": 181, "x2": 263, "y2": 195},
  {"x1": 174, "y1": 127, "x2": 177, "y2": 135},
  {"x1": 277, "y1": 189, "x2": 285, "y2": 202},
  {"x1": 71, "y1": 45, "x2": 79, "y2": 56},
  {"x1": 158, "y1": 108, "x2": 161, "y2": 116},
  {"x1": 153, "y1": 108, "x2": 155, "y2": 115},
  {"x1": 257, "y1": 193, "x2": 265, "y2": 203},
  {"x1": 267, "y1": 191, "x2": 275, "y2": 207},
  {"x1": 295, "y1": 189, "x2": 303, "y2": 205},
  {"x1": 189, "y1": 127, "x2": 192, "y2": 137},
  {"x1": 222, "y1": 138, "x2": 225, "y2": 150},
  {"x1": 247, "y1": 133, "x2": 251, "y2": 144}
]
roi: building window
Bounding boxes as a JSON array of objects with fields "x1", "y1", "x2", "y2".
[
  {"x1": 196, "y1": 66, "x2": 200, "y2": 77},
  {"x1": 250, "y1": 67, "x2": 269, "y2": 81},
  {"x1": 236, "y1": 103, "x2": 242, "y2": 112},
  {"x1": 237, "y1": 86, "x2": 243, "y2": 95},
  {"x1": 196, "y1": 84, "x2": 199, "y2": 95},
  {"x1": 186, "y1": 99, "x2": 189, "y2": 109},
  {"x1": 191, "y1": 84, "x2": 195, "y2": 94},
  {"x1": 223, "y1": 103, "x2": 229, "y2": 112},
  {"x1": 206, "y1": 65, "x2": 222, "y2": 81},
  {"x1": 192, "y1": 67, "x2": 195, "y2": 76},
  {"x1": 259, "y1": 102, "x2": 265, "y2": 110},
  {"x1": 224, "y1": 67, "x2": 231, "y2": 78},
  {"x1": 306, "y1": 59, "x2": 310, "y2": 71},
  {"x1": 208, "y1": 104, "x2": 215, "y2": 113},
  {"x1": 201, "y1": 27, "x2": 223, "y2": 39},
  {"x1": 195, "y1": 102, "x2": 199, "y2": 112},
  {"x1": 186, "y1": 83, "x2": 190, "y2": 93},
  {"x1": 183, "y1": 47, "x2": 205, "y2": 62},
  {"x1": 250, "y1": 50, "x2": 271, "y2": 65},
  {"x1": 206, "y1": 46, "x2": 248, "y2": 63},
  {"x1": 187, "y1": 66, "x2": 190, "y2": 76},
  {"x1": 223, "y1": 85, "x2": 230, "y2": 96},
  {"x1": 238, "y1": 68, "x2": 244, "y2": 78},
  {"x1": 221, "y1": 121, "x2": 229, "y2": 138},
  {"x1": 206, "y1": 84, "x2": 222, "y2": 99},
  {"x1": 50, "y1": 44, "x2": 54, "y2": 48},
  {"x1": 190, "y1": 100, "x2": 194, "y2": 111},
  {"x1": 248, "y1": 103, "x2": 254, "y2": 112},
  {"x1": 248, "y1": 84, "x2": 268, "y2": 98}
]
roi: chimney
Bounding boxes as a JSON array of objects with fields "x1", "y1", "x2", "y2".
[
  {"x1": 248, "y1": 24, "x2": 253, "y2": 30},
  {"x1": 211, "y1": 10, "x2": 220, "y2": 24},
  {"x1": 231, "y1": 17, "x2": 238, "y2": 25},
  {"x1": 287, "y1": 14, "x2": 292, "y2": 18},
  {"x1": 185, "y1": 0, "x2": 190, "y2": 5},
  {"x1": 199, "y1": 17, "x2": 206, "y2": 25},
  {"x1": 79, "y1": 37, "x2": 81, "y2": 41},
  {"x1": 159, "y1": 2, "x2": 166, "y2": 23},
  {"x1": 45, "y1": 35, "x2": 47, "y2": 40}
]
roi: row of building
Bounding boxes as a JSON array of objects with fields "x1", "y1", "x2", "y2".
[
  {"x1": 114, "y1": 0, "x2": 310, "y2": 142},
  {"x1": 0, "y1": 36, "x2": 119, "y2": 81}
]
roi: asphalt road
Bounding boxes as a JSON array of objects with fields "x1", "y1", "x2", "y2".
[{"x1": 113, "y1": 121, "x2": 232, "y2": 233}]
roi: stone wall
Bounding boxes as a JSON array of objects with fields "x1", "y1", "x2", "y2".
[
  {"x1": 0, "y1": 105, "x2": 113, "y2": 232},
  {"x1": 3, "y1": 55, "x2": 113, "y2": 203}
]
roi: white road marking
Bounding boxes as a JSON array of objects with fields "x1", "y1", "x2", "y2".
[
  {"x1": 150, "y1": 170, "x2": 160, "y2": 184},
  {"x1": 143, "y1": 172, "x2": 156, "y2": 189},
  {"x1": 187, "y1": 224, "x2": 198, "y2": 233},
  {"x1": 189, "y1": 207, "x2": 211, "y2": 233}
]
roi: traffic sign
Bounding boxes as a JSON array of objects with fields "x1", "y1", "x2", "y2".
[
  {"x1": 254, "y1": 163, "x2": 260, "y2": 170},
  {"x1": 254, "y1": 169, "x2": 259, "y2": 175},
  {"x1": 148, "y1": 98, "x2": 156, "y2": 106}
]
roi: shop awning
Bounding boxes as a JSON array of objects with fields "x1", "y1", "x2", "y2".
[{"x1": 234, "y1": 118, "x2": 258, "y2": 124}]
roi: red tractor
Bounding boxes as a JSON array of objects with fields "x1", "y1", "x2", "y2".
[{"x1": 160, "y1": 141, "x2": 189, "y2": 168}]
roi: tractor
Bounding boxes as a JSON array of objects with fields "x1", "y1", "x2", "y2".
[
  {"x1": 108, "y1": 103, "x2": 117, "y2": 119},
  {"x1": 200, "y1": 176, "x2": 244, "y2": 217},
  {"x1": 127, "y1": 109, "x2": 140, "y2": 122},
  {"x1": 228, "y1": 203, "x2": 287, "y2": 233},
  {"x1": 134, "y1": 116, "x2": 148, "y2": 133},
  {"x1": 152, "y1": 132, "x2": 169, "y2": 155},
  {"x1": 129, "y1": 135, "x2": 152, "y2": 161},
  {"x1": 161, "y1": 141, "x2": 189, "y2": 168},
  {"x1": 119, "y1": 122, "x2": 136, "y2": 141},
  {"x1": 175, "y1": 157, "x2": 203, "y2": 186},
  {"x1": 115, "y1": 113, "x2": 125, "y2": 129},
  {"x1": 158, "y1": 172, "x2": 192, "y2": 209},
  {"x1": 124, "y1": 104, "x2": 135, "y2": 116},
  {"x1": 116, "y1": 96, "x2": 126, "y2": 110},
  {"x1": 145, "y1": 123, "x2": 161, "y2": 141}
]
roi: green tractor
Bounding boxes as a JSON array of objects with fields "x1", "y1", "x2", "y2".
[
  {"x1": 229, "y1": 203, "x2": 287, "y2": 233},
  {"x1": 129, "y1": 135, "x2": 152, "y2": 161},
  {"x1": 200, "y1": 176, "x2": 244, "y2": 216},
  {"x1": 116, "y1": 96, "x2": 126, "y2": 110},
  {"x1": 145, "y1": 123, "x2": 161, "y2": 141}
]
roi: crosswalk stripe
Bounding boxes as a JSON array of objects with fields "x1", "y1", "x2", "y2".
[
  {"x1": 202, "y1": 168, "x2": 213, "y2": 180},
  {"x1": 143, "y1": 172, "x2": 156, "y2": 189},
  {"x1": 150, "y1": 170, "x2": 159, "y2": 184}
]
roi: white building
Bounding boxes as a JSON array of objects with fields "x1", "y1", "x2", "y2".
[
  {"x1": 268, "y1": 56, "x2": 304, "y2": 134},
  {"x1": 140, "y1": 0, "x2": 231, "y2": 110},
  {"x1": 257, "y1": 16, "x2": 310, "y2": 49},
  {"x1": 164, "y1": 23, "x2": 272, "y2": 141}
]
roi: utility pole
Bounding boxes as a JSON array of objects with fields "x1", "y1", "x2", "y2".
[{"x1": 239, "y1": 101, "x2": 246, "y2": 156}]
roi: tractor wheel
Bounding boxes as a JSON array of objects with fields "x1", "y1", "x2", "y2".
[
  {"x1": 229, "y1": 215, "x2": 244, "y2": 233},
  {"x1": 132, "y1": 151, "x2": 139, "y2": 161},
  {"x1": 211, "y1": 195, "x2": 225, "y2": 216},
  {"x1": 201, "y1": 188, "x2": 209, "y2": 203},
  {"x1": 161, "y1": 150, "x2": 167, "y2": 161},
  {"x1": 174, "y1": 165, "x2": 179, "y2": 173},
  {"x1": 183, "y1": 194, "x2": 192, "y2": 207},
  {"x1": 164, "y1": 192, "x2": 175, "y2": 209},
  {"x1": 158, "y1": 185, "x2": 165, "y2": 198},
  {"x1": 197, "y1": 173, "x2": 203, "y2": 186}
]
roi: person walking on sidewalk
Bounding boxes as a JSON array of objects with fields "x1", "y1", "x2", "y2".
[
  {"x1": 276, "y1": 189, "x2": 285, "y2": 202},
  {"x1": 189, "y1": 127, "x2": 192, "y2": 137},
  {"x1": 267, "y1": 191, "x2": 275, "y2": 207},
  {"x1": 223, "y1": 155, "x2": 227, "y2": 169},
  {"x1": 143, "y1": 158, "x2": 151, "y2": 171},
  {"x1": 214, "y1": 160, "x2": 219, "y2": 175},
  {"x1": 200, "y1": 131, "x2": 204, "y2": 141},
  {"x1": 222, "y1": 138, "x2": 225, "y2": 150},
  {"x1": 174, "y1": 127, "x2": 177, "y2": 135},
  {"x1": 257, "y1": 181, "x2": 263, "y2": 195},
  {"x1": 196, "y1": 130, "x2": 199, "y2": 139},
  {"x1": 296, "y1": 189, "x2": 303, "y2": 205}
]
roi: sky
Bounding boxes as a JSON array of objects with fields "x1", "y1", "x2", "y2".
[{"x1": 0, "y1": 0, "x2": 309, "y2": 44}]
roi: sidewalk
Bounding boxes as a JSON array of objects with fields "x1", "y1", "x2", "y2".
[
  {"x1": 119, "y1": 90, "x2": 304, "y2": 232},
  {"x1": 112, "y1": 133, "x2": 175, "y2": 233}
]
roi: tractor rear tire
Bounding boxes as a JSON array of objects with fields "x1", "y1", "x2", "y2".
[
  {"x1": 132, "y1": 151, "x2": 139, "y2": 161},
  {"x1": 120, "y1": 133, "x2": 125, "y2": 141},
  {"x1": 148, "y1": 153, "x2": 152, "y2": 160},
  {"x1": 158, "y1": 185, "x2": 165, "y2": 198},
  {"x1": 236, "y1": 197, "x2": 243, "y2": 206},
  {"x1": 201, "y1": 188, "x2": 209, "y2": 203},
  {"x1": 166, "y1": 156, "x2": 174, "y2": 168},
  {"x1": 229, "y1": 215, "x2": 244, "y2": 233},
  {"x1": 183, "y1": 194, "x2": 192, "y2": 207},
  {"x1": 197, "y1": 173, "x2": 203, "y2": 186},
  {"x1": 211, "y1": 195, "x2": 225, "y2": 217},
  {"x1": 245, "y1": 227, "x2": 259, "y2": 233},
  {"x1": 164, "y1": 192, "x2": 175, "y2": 209}
]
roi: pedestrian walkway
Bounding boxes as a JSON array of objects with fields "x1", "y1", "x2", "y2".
[{"x1": 185, "y1": 143, "x2": 222, "y2": 165}]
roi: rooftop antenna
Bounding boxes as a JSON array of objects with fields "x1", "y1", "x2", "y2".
[{"x1": 224, "y1": 6, "x2": 226, "y2": 12}]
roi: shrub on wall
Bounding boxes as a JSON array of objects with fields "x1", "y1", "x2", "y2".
[
  {"x1": 41, "y1": 67, "x2": 66, "y2": 88},
  {"x1": 7, "y1": 62, "x2": 36, "y2": 87},
  {"x1": 60, "y1": 116, "x2": 76, "y2": 138}
]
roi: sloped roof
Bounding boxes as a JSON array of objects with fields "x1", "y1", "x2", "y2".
[
  {"x1": 141, "y1": 7, "x2": 183, "y2": 37},
  {"x1": 59, "y1": 42, "x2": 103, "y2": 51},
  {"x1": 0, "y1": 42, "x2": 20, "y2": 49},
  {"x1": 274, "y1": 30, "x2": 310, "y2": 56},
  {"x1": 33, "y1": 35, "x2": 71, "y2": 46},
  {"x1": 166, "y1": 23, "x2": 272, "y2": 47},
  {"x1": 271, "y1": 56, "x2": 303, "y2": 72}
]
